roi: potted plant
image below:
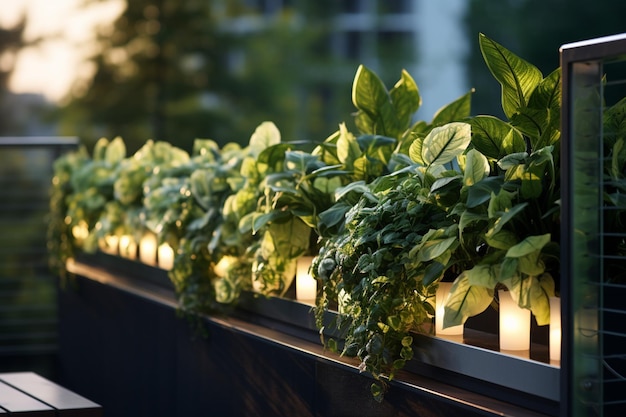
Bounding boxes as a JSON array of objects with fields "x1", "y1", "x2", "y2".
[{"x1": 311, "y1": 33, "x2": 561, "y2": 401}]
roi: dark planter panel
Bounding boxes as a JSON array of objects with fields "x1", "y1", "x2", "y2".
[{"x1": 58, "y1": 266, "x2": 554, "y2": 417}]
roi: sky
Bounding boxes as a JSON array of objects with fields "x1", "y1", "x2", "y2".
[{"x1": 0, "y1": 0, "x2": 124, "y2": 103}]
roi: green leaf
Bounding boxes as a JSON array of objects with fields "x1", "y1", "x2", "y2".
[
  {"x1": 249, "y1": 121, "x2": 281, "y2": 157},
  {"x1": 512, "y1": 68, "x2": 561, "y2": 149},
  {"x1": 431, "y1": 89, "x2": 473, "y2": 126},
  {"x1": 417, "y1": 237, "x2": 457, "y2": 262},
  {"x1": 105, "y1": 137, "x2": 127, "y2": 165},
  {"x1": 443, "y1": 272, "x2": 493, "y2": 328},
  {"x1": 498, "y1": 152, "x2": 528, "y2": 170},
  {"x1": 479, "y1": 33, "x2": 543, "y2": 119},
  {"x1": 466, "y1": 264, "x2": 499, "y2": 288},
  {"x1": 337, "y1": 124, "x2": 361, "y2": 165},
  {"x1": 401, "y1": 336, "x2": 413, "y2": 347},
  {"x1": 486, "y1": 202, "x2": 528, "y2": 236},
  {"x1": 352, "y1": 65, "x2": 390, "y2": 118},
  {"x1": 469, "y1": 116, "x2": 526, "y2": 160},
  {"x1": 506, "y1": 234, "x2": 551, "y2": 258},
  {"x1": 463, "y1": 149, "x2": 490, "y2": 186},
  {"x1": 485, "y1": 230, "x2": 518, "y2": 250},
  {"x1": 408, "y1": 135, "x2": 425, "y2": 165},
  {"x1": 318, "y1": 203, "x2": 352, "y2": 229},
  {"x1": 466, "y1": 176, "x2": 502, "y2": 208},
  {"x1": 390, "y1": 69, "x2": 421, "y2": 130},
  {"x1": 421, "y1": 122, "x2": 472, "y2": 166}
]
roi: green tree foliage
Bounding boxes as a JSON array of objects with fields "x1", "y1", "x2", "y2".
[
  {"x1": 0, "y1": 17, "x2": 28, "y2": 134},
  {"x1": 57, "y1": 0, "x2": 358, "y2": 153},
  {"x1": 465, "y1": 0, "x2": 626, "y2": 116}
]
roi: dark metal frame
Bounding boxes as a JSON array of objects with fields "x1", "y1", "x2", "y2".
[{"x1": 561, "y1": 33, "x2": 626, "y2": 417}]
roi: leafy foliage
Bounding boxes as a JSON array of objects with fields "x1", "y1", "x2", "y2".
[{"x1": 52, "y1": 33, "x2": 626, "y2": 403}]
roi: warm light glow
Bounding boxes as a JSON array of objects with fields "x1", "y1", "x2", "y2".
[
  {"x1": 4, "y1": 0, "x2": 124, "y2": 102},
  {"x1": 99, "y1": 235, "x2": 119, "y2": 255},
  {"x1": 550, "y1": 296, "x2": 561, "y2": 362},
  {"x1": 499, "y1": 290, "x2": 530, "y2": 351},
  {"x1": 139, "y1": 232, "x2": 158, "y2": 266},
  {"x1": 436, "y1": 282, "x2": 463, "y2": 336},
  {"x1": 296, "y1": 256, "x2": 316, "y2": 305},
  {"x1": 71, "y1": 220, "x2": 89, "y2": 242},
  {"x1": 118, "y1": 235, "x2": 137, "y2": 260},
  {"x1": 157, "y1": 243, "x2": 174, "y2": 271},
  {"x1": 214, "y1": 256, "x2": 237, "y2": 278}
]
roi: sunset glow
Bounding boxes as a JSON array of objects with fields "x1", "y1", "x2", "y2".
[{"x1": 1, "y1": 0, "x2": 124, "y2": 103}]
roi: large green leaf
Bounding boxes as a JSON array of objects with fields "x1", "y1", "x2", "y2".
[
  {"x1": 417, "y1": 237, "x2": 457, "y2": 262},
  {"x1": 466, "y1": 264, "x2": 499, "y2": 288},
  {"x1": 105, "y1": 137, "x2": 127, "y2": 165},
  {"x1": 463, "y1": 149, "x2": 490, "y2": 186},
  {"x1": 506, "y1": 234, "x2": 551, "y2": 257},
  {"x1": 484, "y1": 229, "x2": 518, "y2": 250},
  {"x1": 431, "y1": 90, "x2": 473, "y2": 127},
  {"x1": 443, "y1": 272, "x2": 494, "y2": 328},
  {"x1": 479, "y1": 33, "x2": 543, "y2": 119},
  {"x1": 249, "y1": 121, "x2": 281, "y2": 157},
  {"x1": 352, "y1": 65, "x2": 390, "y2": 118},
  {"x1": 337, "y1": 125, "x2": 361, "y2": 165},
  {"x1": 500, "y1": 273, "x2": 555, "y2": 325},
  {"x1": 389, "y1": 69, "x2": 421, "y2": 131},
  {"x1": 469, "y1": 115, "x2": 525, "y2": 160},
  {"x1": 466, "y1": 176, "x2": 502, "y2": 208},
  {"x1": 485, "y1": 202, "x2": 528, "y2": 236},
  {"x1": 420, "y1": 122, "x2": 472, "y2": 166},
  {"x1": 352, "y1": 65, "x2": 397, "y2": 136}
]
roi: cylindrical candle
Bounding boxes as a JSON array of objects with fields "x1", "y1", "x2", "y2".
[
  {"x1": 499, "y1": 290, "x2": 530, "y2": 351},
  {"x1": 214, "y1": 256, "x2": 237, "y2": 278},
  {"x1": 99, "y1": 235, "x2": 119, "y2": 255},
  {"x1": 436, "y1": 282, "x2": 464, "y2": 336},
  {"x1": 119, "y1": 235, "x2": 137, "y2": 260},
  {"x1": 157, "y1": 243, "x2": 175, "y2": 270},
  {"x1": 139, "y1": 232, "x2": 158, "y2": 266},
  {"x1": 296, "y1": 256, "x2": 316, "y2": 304},
  {"x1": 550, "y1": 296, "x2": 561, "y2": 362}
]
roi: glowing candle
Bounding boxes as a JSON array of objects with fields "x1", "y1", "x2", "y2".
[
  {"x1": 550, "y1": 296, "x2": 561, "y2": 362},
  {"x1": 157, "y1": 243, "x2": 174, "y2": 271},
  {"x1": 139, "y1": 232, "x2": 158, "y2": 266},
  {"x1": 499, "y1": 290, "x2": 530, "y2": 351},
  {"x1": 71, "y1": 220, "x2": 89, "y2": 243},
  {"x1": 99, "y1": 235, "x2": 119, "y2": 255},
  {"x1": 118, "y1": 235, "x2": 137, "y2": 260},
  {"x1": 214, "y1": 256, "x2": 237, "y2": 278},
  {"x1": 296, "y1": 256, "x2": 316, "y2": 305},
  {"x1": 436, "y1": 282, "x2": 464, "y2": 336}
]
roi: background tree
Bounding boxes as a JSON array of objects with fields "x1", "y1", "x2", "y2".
[
  {"x1": 57, "y1": 0, "x2": 358, "y2": 153},
  {"x1": 0, "y1": 16, "x2": 28, "y2": 135}
]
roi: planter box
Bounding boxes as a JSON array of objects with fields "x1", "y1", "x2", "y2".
[{"x1": 59, "y1": 253, "x2": 559, "y2": 417}]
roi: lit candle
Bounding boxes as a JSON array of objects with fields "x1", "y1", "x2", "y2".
[
  {"x1": 99, "y1": 235, "x2": 119, "y2": 255},
  {"x1": 139, "y1": 232, "x2": 158, "y2": 266},
  {"x1": 118, "y1": 235, "x2": 137, "y2": 260},
  {"x1": 436, "y1": 282, "x2": 464, "y2": 336},
  {"x1": 157, "y1": 243, "x2": 175, "y2": 270},
  {"x1": 214, "y1": 256, "x2": 237, "y2": 278},
  {"x1": 71, "y1": 220, "x2": 89, "y2": 243},
  {"x1": 499, "y1": 290, "x2": 530, "y2": 351},
  {"x1": 296, "y1": 256, "x2": 317, "y2": 305},
  {"x1": 550, "y1": 296, "x2": 561, "y2": 362}
]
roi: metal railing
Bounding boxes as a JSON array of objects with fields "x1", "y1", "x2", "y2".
[
  {"x1": 0, "y1": 137, "x2": 78, "y2": 370},
  {"x1": 561, "y1": 33, "x2": 626, "y2": 417}
]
